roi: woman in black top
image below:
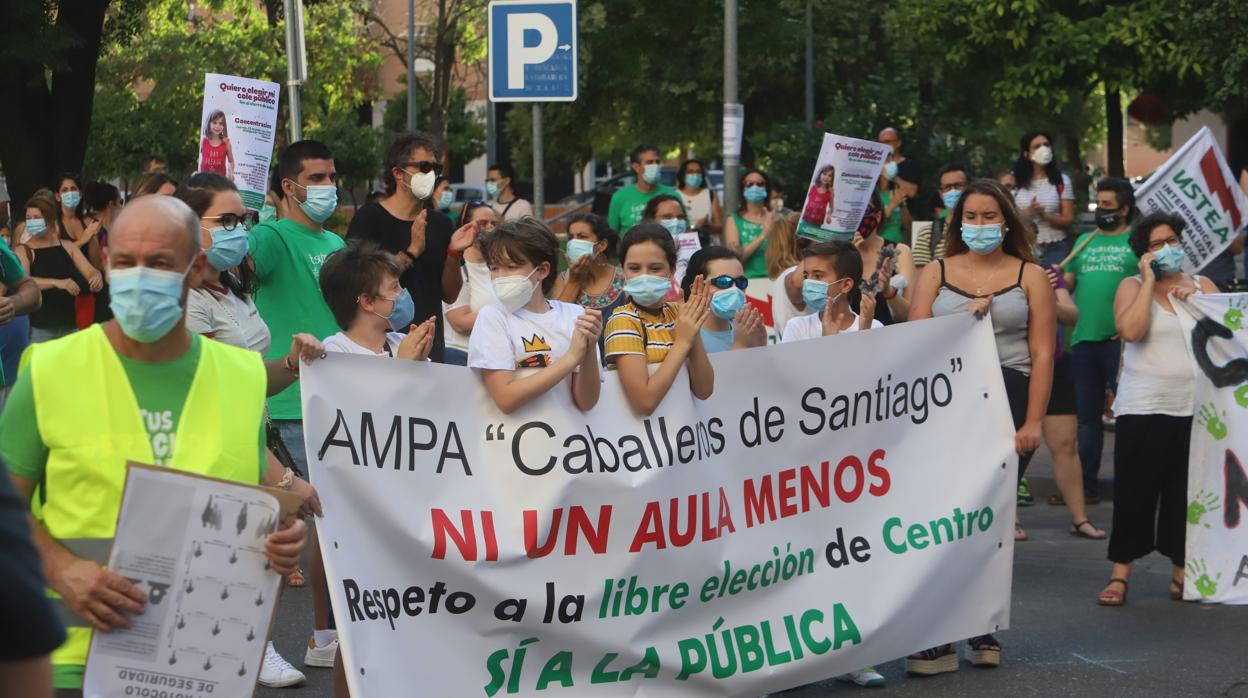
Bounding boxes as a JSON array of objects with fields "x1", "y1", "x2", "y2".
[{"x1": 21, "y1": 195, "x2": 101, "y2": 342}]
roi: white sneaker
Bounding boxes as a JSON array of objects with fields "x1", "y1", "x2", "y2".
[
  {"x1": 304, "y1": 637, "x2": 339, "y2": 668},
  {"x1": 835, "y1": 667, "x2": 886, "y2": 687},
  {"x1": 259, "y1": 642, "x2": 306, "y2": 688}
]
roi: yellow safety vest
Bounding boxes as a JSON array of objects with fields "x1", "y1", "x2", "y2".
[{"x1": 29, "y1": 325, "x2": 266, "y2": 672}]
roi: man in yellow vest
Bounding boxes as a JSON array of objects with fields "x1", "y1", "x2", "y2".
[{"x1": 0, "y1": 196, "x2": 308, "y2": 697}]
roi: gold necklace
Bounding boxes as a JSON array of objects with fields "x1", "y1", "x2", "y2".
[{"x1": 970, "y1": 258, "x2": 1006, "y2": 296}]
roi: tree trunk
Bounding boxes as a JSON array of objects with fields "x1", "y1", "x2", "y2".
[
  {"x1": 1105, "y1": 86, "x2": 1125, "y2": 178},
  {"x1": 0, "y1": 0, "x2": 110, "y2": 209},
  {"x1": 430, "y1": 0, "x2": 457, "y2": 170}
]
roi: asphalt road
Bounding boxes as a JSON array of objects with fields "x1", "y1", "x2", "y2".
[{"x1": 258, "y1": 432, "x2": 1248, "y2": 698}]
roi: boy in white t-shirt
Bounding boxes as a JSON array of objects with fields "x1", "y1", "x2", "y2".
[
  {"x1": 318, "y1": 241, "x2": 437, "y2": 359},
  {"x1": 469, "y1": 218, "x2": 603, "y2": 414},
  {"x1": 782, "y1": 240, "x2": 882, "y2": 342}
]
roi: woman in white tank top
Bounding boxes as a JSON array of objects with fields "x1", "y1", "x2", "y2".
[
  {"x1": 677, "y1": 159, "x2": 722, "y2": 233},
  {"x1": 1098, "y1": 213, "x2": 1218, "y2": 607}
]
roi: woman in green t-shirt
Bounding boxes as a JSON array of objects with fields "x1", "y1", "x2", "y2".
[{"x1": 724, "y1": 169, "x2": 775, "y2": 278}]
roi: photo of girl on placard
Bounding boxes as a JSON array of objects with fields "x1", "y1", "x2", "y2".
[
  {"x1": 802, "y1": 164, "x2": 837, "y2": 227},
  {"x1": 199, "y1": 110, "x2": 235, "y2": 179}
]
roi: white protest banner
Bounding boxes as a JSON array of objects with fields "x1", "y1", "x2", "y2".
[
  {"x1": 797, "y1": 133, "x2": 890, "y2": 243},
  {"x1": 302, "y1": 313, "x2": 1017, "y2": 697},
  {"x1": 84, "y1": 464, "x2": 299, "y2": 697},
  {"x1": 1135, "y1": 127, "x2": 1248, "y2": 273},
  {"x1": 197, "y1": 73, "x2": 280, "y2": 211},
  {"x1": 1175, "y1": 294, "x2": 1248, "y2": 604}
]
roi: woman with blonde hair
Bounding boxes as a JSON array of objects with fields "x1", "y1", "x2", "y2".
[{"x1": 765, "y1": 210, "x2": 803, "y2": 280}]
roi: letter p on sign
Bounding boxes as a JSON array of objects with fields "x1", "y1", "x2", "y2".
[{"x1": 488, "y1": 1, "x2": 578, "y2": 102}]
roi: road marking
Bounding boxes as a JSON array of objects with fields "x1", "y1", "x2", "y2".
[{"x1": 1071, "y1": 652, "x2": 1130, "y2": 674}]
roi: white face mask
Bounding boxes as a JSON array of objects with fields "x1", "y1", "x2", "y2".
[
  {"x1": 1031, "y1": 145, "x2": 1053, "y2": 166},
  {"x1": 492, "y1": 268, "x2": 539, "y2": 313},
  {"x1": 408, "y1": 170, "x2": 437, "y2": 200}
]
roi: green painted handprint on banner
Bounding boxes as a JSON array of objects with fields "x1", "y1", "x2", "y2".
[
  {"x1": 1187, "y1": 490, "x2": 1221, "y2": 528},
  {"x1": 1222, "y1": 297, "x2": 1248, "y2": 331},
  {"x1": 1235, "y1": 384, "x2": 1248, "y2": 408},
  {"x1": 1198, "y1": 402, "x2": 1228, "y2": 440},
  {"x1": 1186, "y1": 559, "x2": 1221, "y2": 598}
]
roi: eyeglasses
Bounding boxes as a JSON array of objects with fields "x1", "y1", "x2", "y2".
[
  {"x1": 1147, "y1": 237, "x2": 1182, "y2": 252},
  {"x1": 709, "y1": 275, "x2": 748, "y2": 290},
  {"x1": 403, "y1": 161, "x2": 444, "y2": 175},
  {"x1": 203, "y1": 212, "x2": 258, "y2": 231}
]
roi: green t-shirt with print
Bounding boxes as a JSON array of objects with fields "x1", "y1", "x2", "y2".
[
  {"x1": 607, "y1": 183, "x2": 680, "y2": 232},
  {"x1": 0, "y1": 237, "x2": 28, "y2": 385},
  {"x1": 0, "y1": 333, "x2": 266, "y2": 486},
  {"x1": 1070, "y1": 230, "x2": 1139, "y2": 345},
  {"x1": 247, "y1": 217, "x2": 345, "y2": 420}
]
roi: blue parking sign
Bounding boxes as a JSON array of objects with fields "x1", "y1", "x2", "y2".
[{"x1": 488, "y1": 1, "x2": 578, "y2": 102}]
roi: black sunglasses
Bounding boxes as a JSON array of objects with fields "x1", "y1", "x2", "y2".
[
  {"x1": 404, "y1": 161, "x2": 444, "y2": 175},
  {"x1": 709, "y1": 275, "x2": 748, "y2": 290},
  {"x1": 203, "y1": 211, "x2": 258, "y2": 231}
]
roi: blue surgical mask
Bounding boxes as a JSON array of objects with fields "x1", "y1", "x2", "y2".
[
  {"x1": 961, "y1": 223, "x2": 1004, "y2": 254},
  {"x1": 291, "y1": 181, "x2": 338, "y2": 223},
  {"x1": 802, "y1": 279, "x2": 830, "y2": 312},
  {"x1": 25, "y1": 218, "x2": 48, "y2": 237},
  {"x1": 743, "y1": 185, "x2": 768, "y2": 204},
  {"x1": 685, "y1": 173, "x2": 703, "y2": 189},
  {"x1": 205, "y1": 226, "x2": 249, "y2": 271},
  {"x1": 659, "y1": 218, "x2": 688, "y2": 236},
  {"x1": 710, "y1": 287, "x2": 745, "y2": 320},
  {"x1": 109, "y1": 263, "x2": 192, "y2": 343},
  {"x1": 641, "y1": 164, "x2": 661, "y2": 185},
  {"x1": 437, "y1": 190, "x2": 455, "y2": 210},
  {"x1": 567, "y1": 239, "x2": 596, "y2": 264},
  {"x1": 485, "y1": 181, "x2": 501, "y2": 199},
  {"x1": 61, "y1": 191, "x2": 81, "y2": 209},
  {"x1": 624, "y1": 274, "x2": 671, "y2": 307},
  {"x1": 376, "y1": 288, "x2": 416, "y2": 330},
  {"x1": 941, "y1": 189, "x2": 962, "y2": 211},
  {"x1": 1155, "y1": 244, "x2": 1186, "y2": 273},
  {"x1": 883, "y1": 162, "x2": 898, "y2": 181},
  {"x1": 258, "y1": 204, "x2": 278, "y2": 223}
]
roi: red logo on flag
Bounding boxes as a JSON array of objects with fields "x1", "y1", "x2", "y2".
[{"x1": 1200, "y1": 149, "x2": 1242, "y2": 230}]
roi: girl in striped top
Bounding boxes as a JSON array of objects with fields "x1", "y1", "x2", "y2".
[{"x1": 605, "y1": 223, "x2": 715, "y2": 415}]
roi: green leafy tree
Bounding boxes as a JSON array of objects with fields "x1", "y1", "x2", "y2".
[
  {"x1": 382, "y1": 85, "x2": 487, "y2": 175},
  {"x1": 306, "y1": 109, "x2": 381, "y2": 208},
  {"x1": 83, "y1": 0, "x2": 382, "y2": 185}
]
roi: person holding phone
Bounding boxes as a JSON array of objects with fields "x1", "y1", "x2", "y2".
[{"x1": 1097, "y1": 213, "x2": 1217, "y2": 606}]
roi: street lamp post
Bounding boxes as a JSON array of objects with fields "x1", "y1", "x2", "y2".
[
  {"x1": 407, "y1": 0, "x2": 417, "y2": 131},
  {"x1": 723, "y1": 0, "x2": 739, "y2": 213}
]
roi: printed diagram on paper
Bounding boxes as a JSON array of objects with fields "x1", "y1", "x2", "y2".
[{"x1": 84, "y1": 465, "x2": 286, "y2": 698}]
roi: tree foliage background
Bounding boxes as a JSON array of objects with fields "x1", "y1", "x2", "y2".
[{"x1": 2, "y1": 0, "x2": 1245, "y2": 212}]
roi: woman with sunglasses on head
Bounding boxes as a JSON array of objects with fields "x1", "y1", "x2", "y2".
[
  {"x1": 680, "y1": 246, "x2": 765, "y2": 354},
  {"x1": 346, "y1": 132, "x2": 478, "y2": 363},
  {"x1": 1096, "y1": 213, "x2": 1217, "y2": 607},
  {"x1": 854, "y1": 189, "x2": 915, "y2": 324},
  {"x1": 443, "y1": 201, "x2": 501, "y2": 365}
]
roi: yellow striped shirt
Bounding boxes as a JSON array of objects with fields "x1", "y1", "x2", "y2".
[{"x1": 604, "y1": 302, "x2": 677, "y2": 365}]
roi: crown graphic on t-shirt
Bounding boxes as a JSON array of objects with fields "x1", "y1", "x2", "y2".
[{"x1": 521, "y1": 334, "x2": 552, "y2": 353}]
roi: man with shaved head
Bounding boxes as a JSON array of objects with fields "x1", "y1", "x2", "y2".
[{"x1": 0, "y1": 196, "x2": 308, "y2": 697}]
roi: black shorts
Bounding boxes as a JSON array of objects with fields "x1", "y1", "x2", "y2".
[{"x1": 1046, "y1": 354, "x2": 1076, "y2": 416}]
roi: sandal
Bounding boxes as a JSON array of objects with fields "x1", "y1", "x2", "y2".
[
  {"x1": 1098, "y1": 578, "x2": 1128, "y2": 606},
  {"x1": 967, "y1": 635, "x2": 1001, "y2": 667},
  {"x1": 905, "y1": 644, "x2": 958, "y2": 675},
  {"x1": 1170, "y1": 577, "x2": 1183, "y2": 601},
  {"x1": 287, "y1": 566, "x2": 306, "y2": 588},
  {"x1": 1048, "y1": 493, "x2": 1065, "y2": 506},
  {"x1": 1014, "y1": 524, "x2": 1028, "y2": 541},
  {"x1": 1069, "y1": 520, "x2": 1106, "y2": 540}
]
